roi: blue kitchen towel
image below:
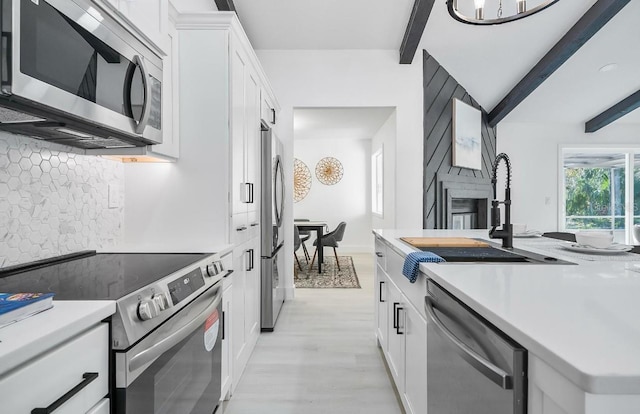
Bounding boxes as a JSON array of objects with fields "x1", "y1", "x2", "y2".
[{"x1": 402, "y1": 252, "x2": 445, "y2": 283}]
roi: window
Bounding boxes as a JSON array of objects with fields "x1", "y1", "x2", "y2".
[
  {"x1": 372, "y1": 148, "x2": 383, "y2": 216},
  {"x1": 561, "y1": 148, "x2": 640, "y2": 244}
]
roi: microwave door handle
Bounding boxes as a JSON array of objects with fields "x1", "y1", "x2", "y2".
[
  {"x1": 129, "y1": 289, "x2": 222, "y2": 372},
  {"x1": 424, "y1": 296, "x2": 513, "y2": 390},
  {"x1": 125, "y1": 55, "x2": 152, "y2": 134},
  {"x1": 133, "y1": 55, "x2": 152, "y2": 134}
]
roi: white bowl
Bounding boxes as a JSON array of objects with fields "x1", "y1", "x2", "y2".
[
  {"x1": 575, "y1": 232, "x2": 614, "y2": 249},
  {"x1": 634, "y1": 225, "x2": 640, "y2": 244}
]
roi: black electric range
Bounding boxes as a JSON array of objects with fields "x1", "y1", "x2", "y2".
[{"x1": 0, "y1": 250, "x2": 229, "y2": 349}]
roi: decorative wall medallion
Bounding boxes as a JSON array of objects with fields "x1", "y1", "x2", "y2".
[
  {"x1": 293, "y1": 158, "x2": 311, "y2": 202},
  {"x1": 315, "y1": 157, "x2": 343, "y2": 185}
]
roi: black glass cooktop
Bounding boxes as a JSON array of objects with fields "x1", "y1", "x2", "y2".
[{"x1": 0, "y1": 252, "x2": 210, "y2": 300}]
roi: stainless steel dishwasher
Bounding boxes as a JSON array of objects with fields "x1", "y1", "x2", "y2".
[{"x1": 425, "y1": 280, "x2": 526, "y2": 414}]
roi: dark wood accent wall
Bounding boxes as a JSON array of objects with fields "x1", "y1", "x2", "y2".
[{"x1": 423, "y1": 50, "x2": 497, "y2": 229}]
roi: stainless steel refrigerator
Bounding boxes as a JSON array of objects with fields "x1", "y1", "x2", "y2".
[{"x1": 260, "y1": 121, "x2": 285, "y2": 331}]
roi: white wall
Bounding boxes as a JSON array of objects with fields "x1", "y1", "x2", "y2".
[
  {"x1": 497, "y1": 122, "x2": 640, "y2": 232},
  {"x1": 371, "y1": 111, "x2": 396, "y2": 231},
  {"x1": 256, "y1": 49, "x2": 423, "y2": 296},
  {"x1": 294, "y1": 138, "x2": 371, "y2": 252}
]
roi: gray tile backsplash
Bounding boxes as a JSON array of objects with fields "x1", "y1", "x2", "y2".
[{"x1": 0, "y1": 133, "x2": 124, "y2": 267}]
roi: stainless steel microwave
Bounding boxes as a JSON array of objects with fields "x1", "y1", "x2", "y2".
[{"x1": 0, "y1": 0, "x2": 163, "y2": 149}]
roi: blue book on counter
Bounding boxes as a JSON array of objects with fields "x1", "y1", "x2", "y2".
[{"x1": 0, "y1": 293, "x2": 55, "y2": 328}]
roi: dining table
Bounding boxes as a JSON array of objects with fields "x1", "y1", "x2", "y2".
[{"x1": 294, "y1": 220, "x2": 327, "y2": 273}]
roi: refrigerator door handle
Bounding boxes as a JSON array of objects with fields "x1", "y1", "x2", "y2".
[{"x1": 274, "y1": 155, "x2": 284, "y2": 227}]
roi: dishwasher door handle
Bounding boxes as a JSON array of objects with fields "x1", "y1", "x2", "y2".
[{"x1": 425, "y1": 296, "x2": 513, "y2": 390}]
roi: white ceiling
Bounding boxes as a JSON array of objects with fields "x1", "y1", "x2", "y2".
[
  {"x1": 229, "y1": 0, "x2": 640, "y2": 127},
  {"x1": 293, "y1": 107, "x2": 395, "y2": 140},
  {"x1": 233, "y1": 0, "x2": 415, "y2": 49}
]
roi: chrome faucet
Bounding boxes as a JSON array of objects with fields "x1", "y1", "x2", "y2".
[{"x1": 489, "y1": 153, "x2": 513, "y2": 248}]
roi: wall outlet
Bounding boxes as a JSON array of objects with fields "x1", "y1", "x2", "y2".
[{"x1": 108, "y1": 184, "x2": 120, "y2": 209}]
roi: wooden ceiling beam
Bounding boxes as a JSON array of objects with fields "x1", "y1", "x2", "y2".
[
  {"x1": 214, "y1": 0, "x2": 236, "y2": 12},
  {"x1": 487, "y1": 0, "x2": 632, "y2": 127},
  {"x1": 585, "y1": 89, "x2": 640, "y2": 133},
  {"x1": 399, "y1": 0, "x2": 436, "y2": 64}
]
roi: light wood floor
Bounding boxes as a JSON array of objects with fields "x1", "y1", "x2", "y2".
[{"x1": 223, "y1": 253, "x2": 403, "y2": 414}]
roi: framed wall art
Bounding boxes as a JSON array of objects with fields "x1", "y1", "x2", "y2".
[{"x1": 452, "y1": 98, "x2": 482, "y2": 170}]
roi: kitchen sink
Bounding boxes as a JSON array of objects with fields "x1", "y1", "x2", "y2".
[{"x1": 417, "y1": 244, "x2": 576, "y2": 265}]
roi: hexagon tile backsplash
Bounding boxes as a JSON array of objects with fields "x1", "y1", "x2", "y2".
[{"x1": 0, "y1": 133, "x2": 124, "y2": 268}]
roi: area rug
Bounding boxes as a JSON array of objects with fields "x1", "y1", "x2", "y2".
[{"x1": 294, "y1": 256, "x2": 361, "y2": 288}]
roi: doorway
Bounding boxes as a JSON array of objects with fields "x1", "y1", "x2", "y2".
[{"x1": 292, "y1": 107, "x2": 396, "y2": 268}]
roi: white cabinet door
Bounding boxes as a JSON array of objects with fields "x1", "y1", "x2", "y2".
[
  {"x1": 0, "y1": 324, "x2": 109, "y2": 414},
  {"x1": 221, "y1": 282, "x2": 233, "y2": 400},
  {"x1": 244, "y1": 237, "x2": 260, "y2": 341},
  {"x1": 386, "y1": 282, "x2": 405, "y2": 392},
  {"x1": 118, "y1": 0, "x2": 168, "y2": 49},
  {"x1": 231, "y1": 245, "x2": 247, "y2": 389},
  {"x1": 231, "y1": 45, "x2": 248, "y2": 216},
  {"x1": 245, "y1": 71, "x2": 260, "y2": 218},
  {"x1": 375, "y1": 264, "x2": 389, "y2": 352},
  {"x1": 403, "y1": 304, "x2": 427, "y2": 414}
]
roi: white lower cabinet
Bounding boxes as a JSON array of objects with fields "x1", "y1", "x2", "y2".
[
  {"x1": 231, "y1": 237, "x2": 261, "y2": 394},
  {"x1": 221, "y1": 278, "x2": 233, "y2": 400},
  {"x1": 375, "y1": 264, "x2": 389, "y2": 351},
  {"x1": 403, "y1": 303, "x2": 428, "y2": 414},
  {"x1": 0, "y1": 323, "x2": 109, "y2": 414},
  {"x1": 374, "y1": 246, "x2": 428, "y2": 414}
]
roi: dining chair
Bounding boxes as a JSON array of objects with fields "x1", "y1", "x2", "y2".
[
  {"x1": 294, "y1": 218, "x2": 311, "y2": 260},
  {"x1": 310, "y1": 221, "x2": 347, "y2": 271},
  {"x1": 294, "y1": 226, "x2": 305, "y2": 272}
]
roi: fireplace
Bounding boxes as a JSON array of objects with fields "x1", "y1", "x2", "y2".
[{"x1": 435, "y1": 173, "x2": 492, "y2": 230}]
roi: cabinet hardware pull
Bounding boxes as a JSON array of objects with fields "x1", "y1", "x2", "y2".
[
  {"x1": 271, "y1": 108, "x2": 276, "y2": 124},
  {"x1": 223, "y1": 270, "x2": 234, "y2": 278},
  {"x1": 396, "y1": 307, "x2": 404, "y2": 335},
  {"x1": 222, "y1": 310, "x2": 225, "y2": 340},
  {"x1": 379, "y1": 281, "x2": 385, "y2": 303},
  {"x1": 245, "y1": 249, "x2": 252, "y2": 271},
  {"x1": 250, "y1": 222, "x2": 259, "y2": 227},
  {"x1": 249, "y1": 183, "x2": 254, "y2": 203},
  {"x1": 376, "y1": 252, "x2": 384, "y2": 258},
  {"x1": 31, "y1": 372, "x2": 99, "y2": 414},
  {"x1": 236, "y1": 226, "x2": 247, "y2": 232},
  {"x1": 392, "y1": 302, "x2": 399, "y2": 328}
]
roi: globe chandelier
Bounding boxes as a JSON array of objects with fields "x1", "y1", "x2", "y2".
[{"x1": 447, "y1": 0, "x2": 560, "y2": 25}]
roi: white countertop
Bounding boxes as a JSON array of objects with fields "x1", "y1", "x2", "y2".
[
  {"x1": 374, "y1": 229, "x2": 640, "y2": 394},
  {"x1": 0, "y1": 301, "x2": 115, "y2": 376}
]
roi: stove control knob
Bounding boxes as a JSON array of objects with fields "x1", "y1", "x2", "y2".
[
  {"x1": 153, "y1": 293, "x2": 170, "y2": 311},
  {"x1": 137, "y1": 300, "x2": 159, "y2": 321},
  {"x1": 206, "y1": 263, "x2": 219, "y2": 277},
  {"x1": 216, "y1": 260, "x2": 224, "y2": 272}
]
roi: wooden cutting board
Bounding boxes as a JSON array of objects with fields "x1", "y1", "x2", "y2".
[{"x1": 400, "y1": 237, "x2": 489, "y2": 248}]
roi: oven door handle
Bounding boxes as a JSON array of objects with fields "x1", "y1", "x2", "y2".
[
  {"x1": 129, "y1": 289, "x2": 222, "y2": 372},
  {"x1": 424, "y1": 296, "x2": 513, "y2": 389}
]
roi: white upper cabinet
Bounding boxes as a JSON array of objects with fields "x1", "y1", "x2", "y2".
[{"x1": 117, "y1": 0, "x2": 169, "y2": 51}]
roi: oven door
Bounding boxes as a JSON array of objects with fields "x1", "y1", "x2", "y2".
[
  {"x1": 115, "y1": 284, "x2": 222, "y2": 414},
  {"x1": 4, "y1": 0, "x2": 162, "y2": 144}
]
